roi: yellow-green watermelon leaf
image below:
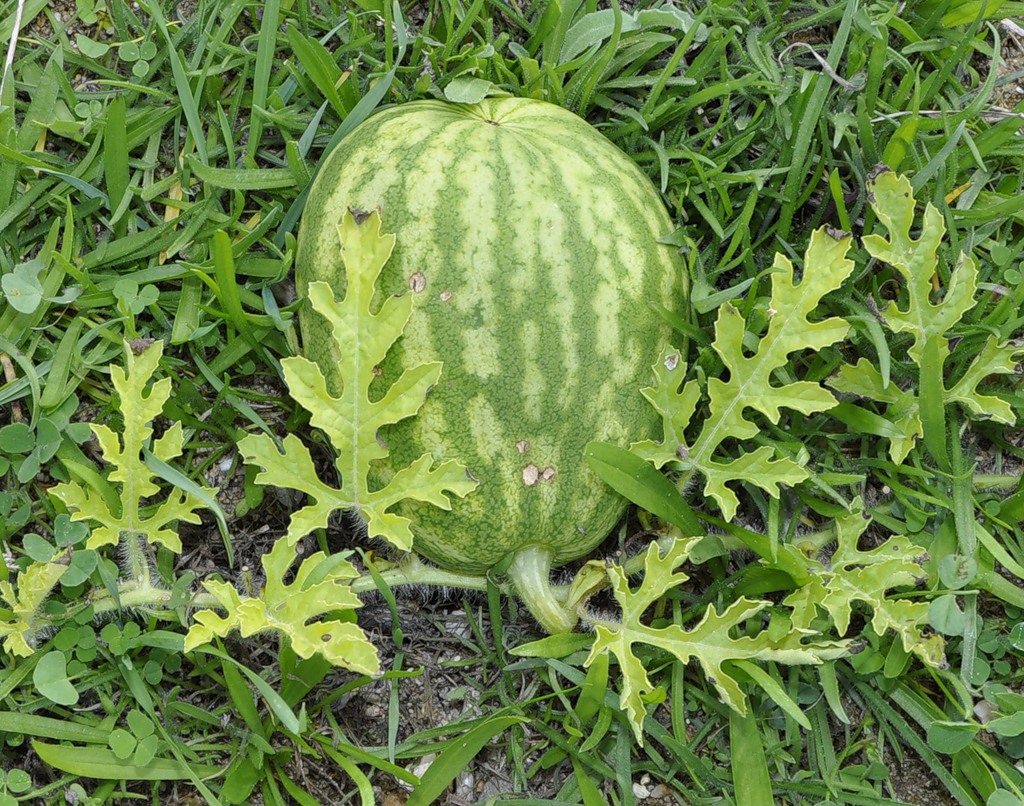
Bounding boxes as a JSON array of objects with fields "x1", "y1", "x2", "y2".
[
  {"x1": 585, "y1": 538, "x2": 849, "y2": 744},
  {"x1": 185, "y1": 539, "x2": 379, "y2": 674},
  {"x1": 49, "y1": 341, "x2": 213, "y2": 553},
  {"x1": 630, "y1": 346, "x2": 700, "y2": 469},
  {"x1": 864, "y1": 171, "x2": 977, "y2": 366},
  {"x1": 780, "y1": 498, "x2": 945, "y2": 668},
  {"x1": 0, "y1": 559, "x2": 67, "y2": 657},
  {"x1": 640, "y1": 228, "x2": 854, "y2": 520},
  {"x1": 827, "y1": 172, "x2": 1020, "y2": 463},
  {"x1": 239, "y1": 210, "x2": 478, "y2": 551},
  {"x1": 945, "y1": 335, "x2": 1023, "y2": 425}
]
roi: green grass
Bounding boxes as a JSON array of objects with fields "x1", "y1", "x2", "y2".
[{"x1": 2, "y1": 0, "x2": 1024, "y2": 803}]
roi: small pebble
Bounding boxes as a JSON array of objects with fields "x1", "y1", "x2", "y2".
[{"x1": 411, "y1": 754, "x2": 435, "y2": 778}]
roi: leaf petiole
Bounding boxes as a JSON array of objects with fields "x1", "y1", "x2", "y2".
[{"x1": 349, "y1": 552, "x2": 492, "y2": 595}]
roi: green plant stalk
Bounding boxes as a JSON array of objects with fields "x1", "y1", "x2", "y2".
[
  {"x1": 506, "y1": 546, "x2": 579, "y2": 634},
  {"x1": 350, "y1": 549, "x2": 598, "y2": 626},
  {"x1": 349, "y1": 545, "x2": 695, "y2": 634},
  {"x1": 349, "y1": 553, "x2": 493, "y2": 594},
  {"x1": 121, "y1": 532, "x2": 154, "y2": 587},
  {"x1": 21, "y1": 579, "x2": 223, "y2": 643},
  {"x1": 90, "y1": 581, "x2": 220, "y2": 615}
]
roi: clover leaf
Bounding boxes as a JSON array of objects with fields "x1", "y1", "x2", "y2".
[{"x1": 1, "y1": 259, "x2": 46, "y2": 314}]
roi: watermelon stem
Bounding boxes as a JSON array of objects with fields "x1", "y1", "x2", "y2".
[
  {"x1": 350, "y1": 551, "x2": 581, "y2": 634},
  {"x1": 506, "y1": 545, "x2": 580, "y2": 634},
  {"x1": 350, "y1": 552, "x2": 492, "y2": 594}
]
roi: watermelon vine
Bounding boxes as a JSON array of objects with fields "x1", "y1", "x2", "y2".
[{"x1": 5, "y1": 128, "x2": 1020, "y2": 747}]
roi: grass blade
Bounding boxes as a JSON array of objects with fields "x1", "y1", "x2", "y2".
[
  {"x1": 406, "y1": 716, "x2": 526, "y2": 806},
  {"x1": 729, "y1": 707, "x2": 774, "y2": 806},
  {"x1": 104, "y1": 95, "x2": 130, "y2": 237},
  {"x1": 776, "y1": 1, "x2": 856, "y2": 239},
  {"x1": 585, "y1": 440, "x2": 702, "y2": 536},
  {"x1": 0, "y1": 712, "x2": 108, "y2": 744},
  {"x1": 188, "y1": 158, "x2": 296, "y2": 190},
  {"x1": 248, "y1": 0, "x2": 281, "y2": 160},
  {"x1": 145, "y1": 1, "x2": 208, "y2": 164},
  {"x1": 31, "y1": 741, "x2": 218, "y2": 781}
]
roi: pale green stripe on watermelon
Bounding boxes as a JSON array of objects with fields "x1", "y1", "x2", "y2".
[{"x1": 297, "y1": 98, "x2": 685, "y2": 573}]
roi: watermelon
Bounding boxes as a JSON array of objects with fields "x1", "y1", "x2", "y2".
[{"x1": 297, "y1": 97, "x2": 686, "y2": 610}]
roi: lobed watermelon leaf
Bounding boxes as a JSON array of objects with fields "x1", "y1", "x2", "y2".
[
  {"x1": 188, "y1": 210, "x2": 477, "y2": 668},
  {"x1": 49, "y1": 341, "x2": 213, "y2": 554},
  {"x1": 239, "y1": 210, "x2": 478, "y2": 550},
  {"x1": 184, "y1": 540, "x2": 379, "y2": 674},
  {"x1": 828, "y1": 171, "x2": 1022, "y2": 463},
  {"x1": 946, "y1": 336, "x2": 1020, "y2": 424},
  {"x1": 830, "y1": 359, "x2": 922, "y2": 463},
  {"x1": 629, "y1": 348, "x2": 699, "y2": 468},
  {"x1": 866, "y1": 173, "x2": 975, "y2": 365},
  {"x1": 780, "y1": 499, "x2": 945, "y2": 668},
  {"x1": 585, "y1": 538, "x2": 850, "y2": 743},
  {"x1": 584, "y1": 174, "x2": 968, "y2": 731},
  {"x1": 0, "y1": 559, "x2": 67, "y2": 657},
  {"x1": 631, "y1": 227, "x2": 855, "y2": 519}
]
